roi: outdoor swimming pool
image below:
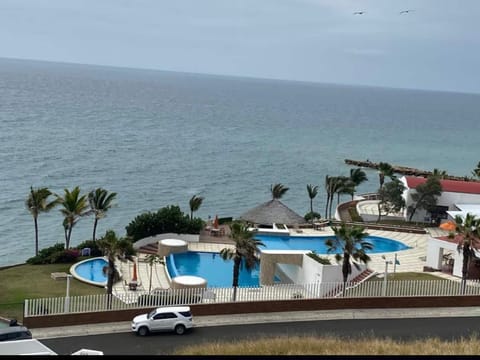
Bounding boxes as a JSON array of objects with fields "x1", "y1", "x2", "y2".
[
  {"x1": 70, "y1": 257, "x2": 108, "y2": 287},
  {"x1": 168, "y1": 252, "x2": 262, "y2": 288},
  {"x1": 168, "y1": 235, "x2": 410, "y2": 287},
  {"x1": 254, "y1": 234, "x2": 411, "y2": 253}
]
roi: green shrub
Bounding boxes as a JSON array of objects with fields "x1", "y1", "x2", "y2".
[
  {"x1": 126, "y1": 205, "x2": 204, "y2": 242},
  {"x1": 304, "y1": 212, "x2": 321, "y2": 222},
  {"x1": 26, "y1": 243, "x2": 65, "y2": 264},
  {"x1": 348, "y1": 207, "x2": 363, "y2": 222},
  {"x1": 76, "y1": 240, "x2": 103, "y2": 257},
  {"x1": 307, "y1": 251, "x2": 331, "y2": 265},
  {"x1": 49, "y1": 249, "x2": 80, "y2": 264}
]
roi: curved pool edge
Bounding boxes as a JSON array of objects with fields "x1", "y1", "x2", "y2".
[{"x1": 70, "y1": 257, "x2": 108, "y2": 288}]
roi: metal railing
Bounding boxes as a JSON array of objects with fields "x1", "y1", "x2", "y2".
[{"x1": 24, "y1": 278, "x2": 480, "y2": 317}]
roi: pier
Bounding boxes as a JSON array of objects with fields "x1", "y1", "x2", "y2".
[{"x1": 344, "y1": 159, "x2": 478, "y2": 182}]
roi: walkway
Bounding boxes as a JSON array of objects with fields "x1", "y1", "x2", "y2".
[{"x1": 31, "y1": 306, "x2": 480, "y2": 339}]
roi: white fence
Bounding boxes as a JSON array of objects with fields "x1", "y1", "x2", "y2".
[{"x1": 24, "y1": 279, "x2": 480, "y2": 317}]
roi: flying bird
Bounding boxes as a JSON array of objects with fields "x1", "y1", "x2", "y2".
[
  {"x1": 353, "y1": 11, "x2": 365, "y2": 15},
  {"x1": 399, "y1": 9, "x2": 414, "y2": 14}
]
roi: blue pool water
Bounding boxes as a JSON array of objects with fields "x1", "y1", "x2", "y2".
[
  {"x1": 168, "y1": 252, "x2": 261, "y2": 288},
  {"x1": 73, "y1": 258, "x2": 108, "y2": 285},
  {"x1": 254, "y1": 235, "x2": 411, "y2": 253},
  {"x1": 168, "y1": 235, "x2": 410, "y2": 287}
]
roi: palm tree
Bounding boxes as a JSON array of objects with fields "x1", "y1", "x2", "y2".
[
  {"x1": 88, "y1": 188, "x2": 117, "y2": 243},
  {"x1": 220, "y1": 221, "x2": 265, "y2": 301},
  {"x1": 432, "y1": 168, "x2": 448, "y2": 179},
  {"x1": 189, "y1": 195, "x2": 204, "y2": 220},
  {"x1": 378, "y1": 162, "x2": 395, "y2": 189},
  {"x1": 451, "y1": 213, "x2": 480, "y2": 294},
  {"x1": 306, "y1": 184, "x2": 318, "y2": 223},
  {"x1": 97, "y1": 230, "x2": 135, "y2": 303},
  {"x1": 56, "y1": 186, "x2": 90, "y2": 249},
  {"x1": 328, "y1": 177, "x2": 344, "y2": 219},
  {"x1": 349, "y1": 168, "x2": 368, "y2": 199},
  {"x1": 25, "y1": 186, "x2": 59, "y2": 256},
  {"x1": 325, "y1": 223, "x2": 373, "y2": 296},
  {"x1": 324, "y1": 175, "x2": 333, "y2": 219},
  {"x1": 270, "y1": 183, "x2": 289, "y2": 199},
  {"x1": 145, "y1": 253, "x2": 164, "y2": 293},
  {"x1": 334, "y1": 176, "x2": 354, "y2": 207},
  {"x1": 472, "y1": 162, "x2": 480, "y2": 179}
]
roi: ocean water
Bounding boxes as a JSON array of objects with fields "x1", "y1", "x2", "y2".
[{"x1": 1, "y1": 58, "x2": 479, "y2": 267}]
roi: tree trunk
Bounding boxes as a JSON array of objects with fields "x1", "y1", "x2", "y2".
[
  {"x1": 66, "y1": 224, "x2": 73, "y2": 249},
  {"x1": 34, "y1": 217, "x2": 39, "y2": 256},
  {"x1": 461, "y1": 246, "x2": 470, "y2": 294},
  {"x1": 92, "y1": 218, "x2": 98, "y2": 243},
  {"x1": 324, "y1": 194, "x2": 329, "y2": 219},
  {"x1": 377, "y1": 203, "x2": 382, "y2": 223},
  {"x1": 232, "y1": 257, "x2": 241, "y2": 301},
  {"x1": 149, "y1": 264, "x2": 153, "y2": 293},
  {"x1": 342, "y1": 254, "x2": 350, "y2": 296},
  {"x1": 408, "y1": 207, "x2": 416, "y2": 222}
]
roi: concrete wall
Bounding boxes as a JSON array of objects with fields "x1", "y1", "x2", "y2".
[
  {"x1": 426, "y1": 237, "x2": 462, "y2": 277},
  {"x1": 274, "y1": 254, "x2": 365, "y2": 285}
]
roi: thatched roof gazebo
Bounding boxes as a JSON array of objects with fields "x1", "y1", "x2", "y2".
[{"x1": 239, "y1": 199, "x2": 307, "y2": 226}]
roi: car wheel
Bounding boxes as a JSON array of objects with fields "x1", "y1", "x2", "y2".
[
  {"x1": 138, "y1": 326, "x2": 149, "y2": 336},
  {"x1": 174, "y1": 324, "x2": 186, "y2": 335}
]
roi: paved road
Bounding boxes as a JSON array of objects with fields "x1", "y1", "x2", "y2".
[{"x1": 38, "y1": 310, "x2": 480, "y2": 355}]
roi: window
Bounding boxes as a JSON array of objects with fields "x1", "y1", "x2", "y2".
[
  {"x1": 153, "y1": 312, "x2": 177, "y2": 320},
  {"x1": 179, "y1": 311, "x2": 192, "y2": 318}
]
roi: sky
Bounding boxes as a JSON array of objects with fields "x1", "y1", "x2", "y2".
[{"x1": 1, "y1": 0, "x2": 479, "y2": 94}]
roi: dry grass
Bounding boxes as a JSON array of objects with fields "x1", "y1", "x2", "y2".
[{"x1": 174, "y1": 335, "x2": 480, "y2": 355}]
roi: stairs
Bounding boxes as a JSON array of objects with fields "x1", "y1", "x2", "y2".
[
  {"x1": 327, "y1": 268, "x2": 377, "y2": 298},
  {"x1": 138, "y1": 243, "x2": 158, "y2": 255},
  {"x1": 351, "y1": 268, "x2": 376, "y2": 284}
]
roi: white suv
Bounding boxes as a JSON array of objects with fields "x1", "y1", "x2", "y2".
[{"x1": 131, "y1": 306, "x2": 194, "y2": 336}]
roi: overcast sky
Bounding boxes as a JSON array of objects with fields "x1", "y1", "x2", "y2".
[{"x1": 1, "y1": 0, "x2": 479, "y2": 93}]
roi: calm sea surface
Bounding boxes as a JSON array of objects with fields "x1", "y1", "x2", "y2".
[{"x1": 1, "y1": 58, "x2": 479, "y2": 267}]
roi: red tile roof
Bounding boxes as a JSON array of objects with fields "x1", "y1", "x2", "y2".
[
  {"x1": 436, "y1": 234, "x2": 480, "y2": 250},
  {"x1": 405, "y1": 176, "x2": 480, "y2": 195}
]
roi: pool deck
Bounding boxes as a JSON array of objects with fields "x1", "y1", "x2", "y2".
[{"x1": 112, "y1": 226, "x2": 458, "y2": 297}]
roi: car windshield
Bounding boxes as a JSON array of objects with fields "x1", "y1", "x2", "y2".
[
  {"x1": 179, "y1": 311, "x2": 192, "y2": 318},
  {"x1": 147, "y1": 310, "x2": 156, "y2": 319}
]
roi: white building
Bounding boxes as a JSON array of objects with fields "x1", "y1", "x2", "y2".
[{"x1": 400, "y1": 176, "x2": 480, "y2": 224}]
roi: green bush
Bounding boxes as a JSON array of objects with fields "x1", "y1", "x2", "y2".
[
  {"x1": 49, "y1": 249, "x2": 80, "y2": 264},
  {"x1": 126, "y1": 205, "x2": 204, "y2": 242},
  {"x1": 307, "y1": 251, "x2": 331, "y2": 265},
  {"x1": 348, "y1": 207, "x2": 363, "y2": 222},
  {"x1": 26, "y1": 243, "x2": 65, "y2": 264},
  {"x1": 76, "y1": 240, "x2": 103, "y2": 257},
  {"x1": 304, "y1": 212, "x2": 321, "y2": 222}
]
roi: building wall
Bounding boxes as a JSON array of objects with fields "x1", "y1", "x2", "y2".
[
  {"x1": 277, "y1": 255, "x2": 364, "y2": 284},
  {"x1": 401, "y1": 177, "x2": 480, "y2": 222},
  {"x1": 426, "y1": 237, "x2": 462, "y2": 277}
]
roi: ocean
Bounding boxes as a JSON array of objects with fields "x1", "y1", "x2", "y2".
[{"x1": 1, "y1": 58, "x2": 479, "y2": 267}]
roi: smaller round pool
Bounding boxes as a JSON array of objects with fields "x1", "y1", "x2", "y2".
[{"x1": 70, "y1": 257, "x2": 108, "y2": 287}]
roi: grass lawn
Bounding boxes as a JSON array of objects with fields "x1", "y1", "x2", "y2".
[
  {"x1": 369, "y1": 272, "x2": 442, "y2": 281},
  {"x1": 0, "y1": 263, "x2": 105, "y2": 321}
]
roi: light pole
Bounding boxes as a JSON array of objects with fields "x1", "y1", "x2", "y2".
[
  {"x1": 64, "y1": 274, "x2": 73, "y2": 313},
  {"x1": 382, "y1": 258, "x2": 393, "y2": 297}
]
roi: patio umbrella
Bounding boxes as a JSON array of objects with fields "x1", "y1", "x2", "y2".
[
  {"x1": 440, "y1": 221, "x2": 456, "y2": 231},
  {"x1": 213, "y1": 215, "x2": 219, "y2": 229},
  {"x1": 132, "y1": 261, "x2": 138, "y2": 282}
]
